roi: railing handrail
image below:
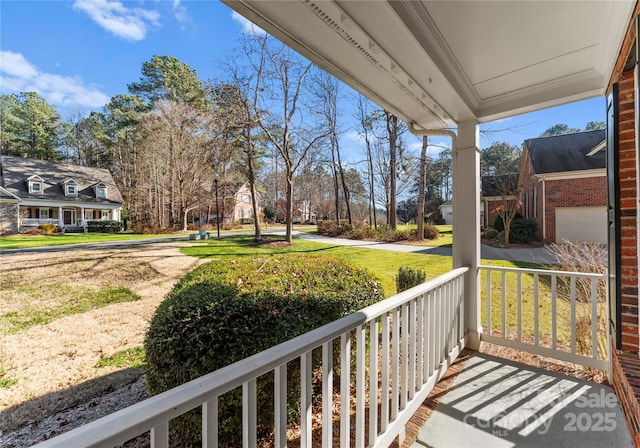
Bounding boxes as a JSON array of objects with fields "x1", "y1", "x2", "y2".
[
  {"x1": 480, "y1": 264, "x2": 606, "y2": 279},
  {"x1": 36, "y1": 267, "x2": 469, "y2": 447}
]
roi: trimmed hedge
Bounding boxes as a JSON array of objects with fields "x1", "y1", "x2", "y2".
[
  {"x1": 87, "y1": 220, "x2": 123, "y2": 233},
  {"x1": 144, "y1": 255, "x2": 385, "y2": 446}
]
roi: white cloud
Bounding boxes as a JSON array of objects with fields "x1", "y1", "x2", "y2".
[
  {"x1": 73, "y1": 0, "x2": 160, "y2": 41},
  {"x1": 231, "y1": 11, "x2": 265, "y2": 35},
  {"x1": 173, "y1": 0, "x2": 188, "y2": 24},
  {"x1": 0, "y1": 51, "x2": 109, "y2": 109}
]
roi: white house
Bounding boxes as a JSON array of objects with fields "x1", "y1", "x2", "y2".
[{"x1": 0, "y1": 155, "x2": 124, "y2": 233}]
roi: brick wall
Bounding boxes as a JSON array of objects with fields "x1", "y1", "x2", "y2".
[
  {"x1": 520, "y1": 157, "x2": 544, "y2": 240},
  {"x1": 520, "y1": 152, "x2": 607, "y2": 243},
  {"x1": 612, "y1": 348, "x2": 640, "y2": 447},
  {"x1": 618, "y1": 69, "x2": 639, "y2": 353},
  {"x1": 543, "y1": 175, "x2": 607, "y2": 243}
]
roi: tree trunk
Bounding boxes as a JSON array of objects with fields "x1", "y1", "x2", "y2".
[{"x1": 387, "y1": 113, "x2": 398, "y2": 229}]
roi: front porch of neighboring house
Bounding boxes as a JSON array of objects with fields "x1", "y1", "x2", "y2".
[
  {"x1": 36, "y1": 122, "x2": 631, "y2": 447},
  {"x1": 19, "y1": 205, "x2": 120, "y2": 231}
]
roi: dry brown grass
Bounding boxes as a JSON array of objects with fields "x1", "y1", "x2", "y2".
[{"x1": 0, "y1": 242, "x2": 208, "y2": 443}]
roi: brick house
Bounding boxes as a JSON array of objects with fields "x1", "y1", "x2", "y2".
[
  {"x1": 607, "y1": 6, "x2": 640, "y2": 445},
  {"x1": 481, "y1": 174, "x2": 518, "y2": 228},
  {"x1": 519, "y1": 130, "x2": 607, "y2": 243}
]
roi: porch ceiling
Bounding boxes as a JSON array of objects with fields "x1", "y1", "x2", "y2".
[{"x1": 222, "y1": 0, "x2": 635, "y2": 128}]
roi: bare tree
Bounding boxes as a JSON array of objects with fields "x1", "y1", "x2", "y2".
[
  {"x1": 356, "y1": 95, "x2": 377, "y2": 228},
  {"x1": 313, "y1": 72, "x2": 352, "y2": 225},
  {"x1": 241, "y1": 33, "x2": 327, "y2": 243}
]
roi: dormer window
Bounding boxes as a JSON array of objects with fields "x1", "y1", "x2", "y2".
[
  {"x1": 62, "y1": 178, "x2": 78, "y2": 197},
  {"x1": 94, "y1": 182, "x2": 107, "y2": 199},
  {"x1": 27, "y1": 175, "x2": 44, "y2": 194}
]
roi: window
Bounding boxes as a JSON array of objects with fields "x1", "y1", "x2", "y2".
[
  {"x1": 31, "y1": 182, "x2": 42, "y2": 193},
  {"x1": 101, "y1": 210, "x2": 110, "y2": 220},
  {"x1": 238, "y1": 208, "x2": 245, "y2": 219},
  {"x1": 533, "y1": 187, "x2": 538, "y2": 218},
  {"x1": 39, "y1": 208, "x2": 49, "y2": 219},
  {"x1": 66, "y1": 184, "x2": 77, "y2": 196},
  {"x1": 96, "y1": 187, "x2": 106, "y2": 198},
  {"x1": 241, "y1": 194, "x2": 250, "y2": 203}
]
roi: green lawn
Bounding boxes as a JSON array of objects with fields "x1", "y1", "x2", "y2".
[
  {"x1": 0, "y1": 232, "x2": 185, "y2": 250},
  {"x1": 182, "y1": 235, "x2": 592, "y2": 354}
]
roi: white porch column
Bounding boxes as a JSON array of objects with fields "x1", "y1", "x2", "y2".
[
  {"x1": 453, "y1": 119, "x2": 481, "y2": 350},
  {"x1": 80, "y1": 207, "x2": 85, "y2": 227},
  {"x1": 58, "y1": 206, "x2": 63, "y2": 228}
]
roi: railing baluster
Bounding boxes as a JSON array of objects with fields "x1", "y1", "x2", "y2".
[
  {"x1": 591, "y1": 278, "x2": 598, "y2": 359},
  {"x1": 369, "y1": 319, "x2": 379, "y2": 446},
  {"x1": 391, "y1": 307, "x2": 399, "y2": 420},
  {"x1": 501, "y1": 271, "x2": 506, "y2": 338},
  {"x1": 381, "y1": 313, "x2": 390, "y2": 432},
  {"x1": 242, "y1": 380, "x2": 257, "y2": 448},
  {"x1": 356, "y1": 325, "x2": 366, "y2": 448},
  {"x1": 322, "y1": 341, "x2": 333, "y2": 448},
  {"x1": 486, "y1": 269, "x2": 492, "y2": 335},
  {"x1": 409, "y1": 299, "x2": 416, "y2": 399},
  {"x1": 517, "y1": 272, "x2": 522, "y2": 342},
  {"x1": 436, "y1": 286, "x2": 442, "y2": 366},
  {"x1": 340, "y1": 332, "x2": 351, "y2": 448},
  {"x1": 202, "y1": 397, "x2": 218, "y2": 448},
  {"x1": 151, "y1": 422, "x2": 169, "y2": 448},
  {"x1": 428, "y1": 291, "x2": 434, "y2": 377},
  {"x1": 416, "y1": 293, "x2": 424, "y2": 388},
  {"x1": 400, "y1": 303, "x2": 408, "y2": 410},
  {"x1": 301, "y1": 352, "x2": 312, "y2": 448},
  {"x1": 534, "y1": 273, "x2": 539, "y2": 346},
  {"x1": 551, "y1": 275, "x2": 557, "y2": 350},
  {"x1": 274, "y1": 364, "x2": 287, "y2": 448},
  {"x1": 570, "y1": 276, "x2": 577, "y2": 354}
]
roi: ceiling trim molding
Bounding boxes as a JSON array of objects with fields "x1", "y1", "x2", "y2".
[{"x1": 301, "y1": 0, "x2": 450, "y2": 126}]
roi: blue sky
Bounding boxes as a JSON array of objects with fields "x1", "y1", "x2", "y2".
[{"x1": 1, "y1": 0, "x2": 606, "y2": 158}]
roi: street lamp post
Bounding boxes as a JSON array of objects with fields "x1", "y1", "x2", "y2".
[{"x1": 214, "y1": 174, "x2": 220, "y2": 239}]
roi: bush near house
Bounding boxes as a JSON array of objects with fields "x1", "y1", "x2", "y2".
[
  {"x1": 144, "y1": 255, "x2": 385, "y2": 446},
  {"x1": 86, "y1": 220, "x2": 123, "y2": 233},
  {"x1": 508, "y1": 219, "x2": 538, "y2": 244},
  {"x1": 37, "y1": 223, "x2": 57, "y2": 234}
]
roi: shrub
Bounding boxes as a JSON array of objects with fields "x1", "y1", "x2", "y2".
[
  {"x1": 345, "y1": 225, "x2": 377, "y2": 240},
  {"x1": 493, "y1": 211, "x2": 523, "y2": 232},
  {"x1": 37, "y1": 223, "x2": 57, "y2": 234},
  {"x1": 87, "y1": 220, "x2": 123, "y2": 233},
  {"x1": 508, "y1": 219, "x2": 537, "y2": 244},
  {"x1": 482, "y1": 228, "x2": 499, "y2": 240},
  {"x1": 423, "y1": 224, "x2": 439, "y2": 240},
  {"x1": 396, "y1": 266, "x2": 427, "y2": 292},
  {"x1": 131, "y1": 221, "x2": 168, "y2": 234},
  {"x1": 145, "y1": 255, "x2": 385, "y2": 446}
]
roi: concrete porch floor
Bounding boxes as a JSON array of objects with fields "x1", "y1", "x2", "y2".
[{"x1": 409, "y1": 352, "x2": 633, "y2": 448}]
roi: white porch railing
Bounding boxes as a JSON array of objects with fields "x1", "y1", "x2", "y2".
[
  {"x1": 35, "y1": 267, "x2": 468, "y2": 448},
  {"x1": 20, "y1": 218, "x2": 59, "y2": 227},
  {"x1": 479, "y1": 265, "x2": 608, "y2": 371}
]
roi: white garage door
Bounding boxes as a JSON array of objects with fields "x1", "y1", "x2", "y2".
[{"x1": 556, "y1": 206, "x2": 607, "y2": 243}]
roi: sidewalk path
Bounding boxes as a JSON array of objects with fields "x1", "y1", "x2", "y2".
[{"x1": 290, "y1": 231, "x2": 558, "y2": 265}]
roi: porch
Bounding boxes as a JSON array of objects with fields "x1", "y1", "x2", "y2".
[
  {"x1": 35, "y1": 263, "x2": 626, "y2": 447},
  {"x1": 19, "y1": 206, "x2": 118, "y2": 230}
]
